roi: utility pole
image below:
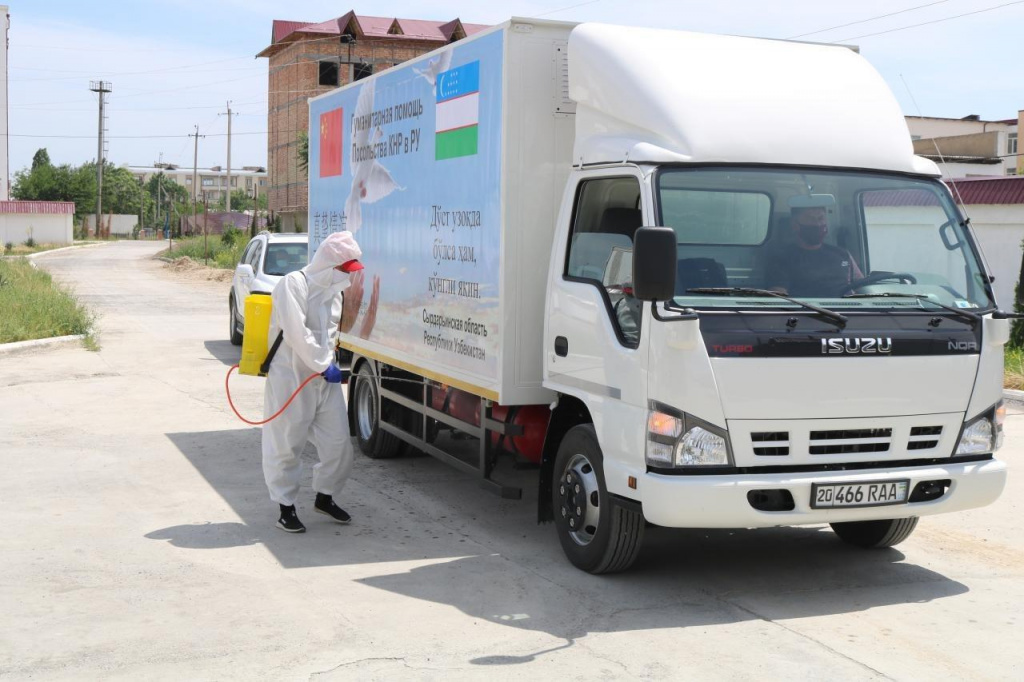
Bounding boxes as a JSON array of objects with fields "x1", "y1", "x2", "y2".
[
  {"x1": 203, "y1": 192, "x2": 209, "y2": 266},
  {"x1": 219, "y1": 102, "x2": 237, "y2": 212},
  {"x1": 189, "y1": 125, "x2": 205, "y2": 238},
  {"x1": 89, "y1": 81, "x2": 112, "y2": 239}
]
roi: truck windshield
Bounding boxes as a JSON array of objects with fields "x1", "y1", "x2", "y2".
[{"x1": 656, "y1": 167, "x2": 994, "y2": 312}]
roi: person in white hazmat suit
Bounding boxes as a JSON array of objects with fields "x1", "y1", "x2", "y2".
[{"x1": 262, "y1": 231, "x2": 363, "y2": 533}]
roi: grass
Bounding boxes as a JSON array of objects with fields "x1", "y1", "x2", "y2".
[
  {"x1": 1005, "y1": 346, "x2": 1024, "y2": 390},
  {"x1": 0, "y1": 257, "x2": 94, "y2": 344},
  {"x1": 159, "y1": 235, "x2": 247, "y2": 270},
  {"x1": 3, "y1": 242, "x2": 70, "y2": 256}
]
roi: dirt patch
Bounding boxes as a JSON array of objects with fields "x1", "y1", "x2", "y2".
[{"x1": 161, "y1": 256, "x2": 233, "y2": 283}]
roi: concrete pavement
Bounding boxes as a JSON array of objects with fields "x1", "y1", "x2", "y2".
[{"x1": 0, "y1": 241, "x2": 1020, "y2": 680}]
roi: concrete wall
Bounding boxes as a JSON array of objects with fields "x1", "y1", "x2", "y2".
[
  {"x1": 863, "y1": 204, "x2": 1024, "y2": 309},
  {"x1": 0, "y1": 214, "x2": 73, "y2": 245},
  {"x1": 906, "y1": 117, "x2": 1011, "y2": 139},
  {"x1": 933, "y1": 161, "x2": 1005, "y2": 179},
  {"x1": 85, "y1": 214, "x2": 138, "y2": 236},
  {"x1": 966, "y1": 205, "x2": 1024, "y2": 309}
]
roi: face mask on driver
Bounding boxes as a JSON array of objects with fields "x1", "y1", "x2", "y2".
[{"x1": 798, "y1": 224, "x2": 827, "y2": 247}]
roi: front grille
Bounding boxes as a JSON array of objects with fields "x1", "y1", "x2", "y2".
[
  {"x1": 752, "y1": 431, "x2": 789, "y2": 456},
  {"x1": 908, "y1": 425, "x2": 943, "y2": 451},
  {"x1": 809, "y1": 428, "x2": 892, "y2": 455}
]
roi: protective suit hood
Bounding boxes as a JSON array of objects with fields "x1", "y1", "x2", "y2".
[{"x1": 303, "y1": 231, "x2": 363, "y2": 293}]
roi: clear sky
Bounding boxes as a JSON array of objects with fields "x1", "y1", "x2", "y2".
[{"x1": 7, "y1": 0, "x2": 1023, "y2": 175}]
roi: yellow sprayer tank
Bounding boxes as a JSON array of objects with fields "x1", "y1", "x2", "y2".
[{"x1": 239, "y1": 293, "x2": 272, "y2": 376}]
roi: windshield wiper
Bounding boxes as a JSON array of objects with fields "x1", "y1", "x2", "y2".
[
  {"x1": 841, "y1": 292, "x2": 980, "y2": 327},
  {"x1": 687, "y1": 287, "x2": 848, "y2": 328}
]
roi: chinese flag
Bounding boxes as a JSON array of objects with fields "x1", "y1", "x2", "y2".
[{"x1": 319, "y1": 108, "x2": 343, "y2": 177}]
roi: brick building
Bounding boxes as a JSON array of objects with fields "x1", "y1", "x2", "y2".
[{"x1": 257, "y1": 11, "x2": 487, "y2": 232}]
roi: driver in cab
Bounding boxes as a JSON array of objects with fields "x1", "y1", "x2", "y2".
[{"x1": 765, "y1": 202, "x2": 863, "y2": 297}]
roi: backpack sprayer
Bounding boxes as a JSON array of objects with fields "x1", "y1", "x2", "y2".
[{"x1": 224, "y1": 293, "x2": 326, "y2": 426}]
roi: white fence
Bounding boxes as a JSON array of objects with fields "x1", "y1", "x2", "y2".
[{"x1": 0, "y1": 214, "x2": 73, "y2": 245}]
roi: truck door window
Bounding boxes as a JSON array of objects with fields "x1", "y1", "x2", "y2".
[{"x1": 565, "y1": 176, "x2": 643, "y2": 348}]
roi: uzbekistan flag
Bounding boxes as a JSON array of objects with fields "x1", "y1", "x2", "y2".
[
  {"x1": 319, "y1": 108, "x2": 343, "y2": 177},
  {"x1": 435, "y1": 61, "x2": 480, "y2": 160}
]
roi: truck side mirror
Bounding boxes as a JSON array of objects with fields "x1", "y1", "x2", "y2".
[{"x1": 632, "y1": 227, "x2": 677, "y2": 302}]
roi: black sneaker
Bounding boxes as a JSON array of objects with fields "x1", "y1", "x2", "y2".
[
  {"x1": 276, "y1": 504, "x2": 306, "y2": 533},
  {"x1": 314, "y1": 493, "x2": 351, "y2": 524}
]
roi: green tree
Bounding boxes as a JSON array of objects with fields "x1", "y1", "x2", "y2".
[
  {"x1": 31, "y1": 148, "x2": 51, "y2": 171},
  {"x1": 297, "y1": 131, "x2": 309, "y2": 174}
]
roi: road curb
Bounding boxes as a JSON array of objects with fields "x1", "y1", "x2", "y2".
[
  {"x1": 1003, "y1": 389, "x2": 1024, "y2": 406},
  {"x1": 0, "y1": 334, "x2": 87, "y2": 356},
  {"x1": 27, "y1": 243, "x2": 111, "y2": 259}
]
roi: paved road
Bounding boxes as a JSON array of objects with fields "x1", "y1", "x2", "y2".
[{"x1": 1, "y1": 241, "x2": 1021, "y2": 680}]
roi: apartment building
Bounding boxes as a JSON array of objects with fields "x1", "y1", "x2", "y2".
[
  {"x1": 125, "y1": 164, "x2": 268, "y2": 204},
  {"x1": 256, "y1": 11, "x2": 487, "y2": 232},
  {"x1": 906, "y1": 112, "x2": 1021, "y2": 178}
]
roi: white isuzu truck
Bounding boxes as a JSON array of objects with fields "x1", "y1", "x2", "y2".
[{"x1": 307, "y1": 19, "x2": 1009, "y2": 573}]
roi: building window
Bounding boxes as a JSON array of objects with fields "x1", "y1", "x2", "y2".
[
  {"x1": 1008, "y1": 168, "x2": 1018, "y2": 176},
  {"x1": 201, "y1": 178, "x2": 215, "y2": 187},
  {"x1": 354, "y1": 63, "x2": 373, "y2": 81},
  {"x1": 186, "y1": 176, "x2": 192, "y2": 184},
  {"x1": 319, "y1": 60, "x2": 339, "y2": 87},
  {"x1": 1008, "y1": 132, "x2": 1018, "y2": 156}
]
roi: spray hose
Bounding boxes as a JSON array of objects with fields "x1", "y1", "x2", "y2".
[{"x1": 224, "y1": 365, "x2": 322, "y2": 426}]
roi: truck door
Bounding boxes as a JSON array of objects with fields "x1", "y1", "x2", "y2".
[{"x1": 545, "y1": 170, "x2": 651, "y2": 469}]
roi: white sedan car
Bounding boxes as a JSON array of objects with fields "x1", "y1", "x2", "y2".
[{"x1": 229, "y1": 231, "x2": 308, "y2": 345}]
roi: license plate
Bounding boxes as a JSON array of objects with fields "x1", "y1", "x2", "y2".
[{"x1": 811, "y1": 480, "x2": 909, "y2": 509}]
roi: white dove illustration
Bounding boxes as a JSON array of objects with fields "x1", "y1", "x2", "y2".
[
  {"x1": 344, "y1": 79, "x2": 401, "y2": 234},
  {"x1": 413, "y1": 49, "x2": 453, "y2": 92}
]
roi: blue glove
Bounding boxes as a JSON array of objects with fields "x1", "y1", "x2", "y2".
[{"x1": 322, "y1": 364, "x2": 345, "y2": 384}]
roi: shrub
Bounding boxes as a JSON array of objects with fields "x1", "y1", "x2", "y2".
[
  {"x1": 221, "y1": 226, "x2": 243, "y2": 247},
  {"x1": 25, "y1": 237, "x2": 36, "y2": 248},
  {"x1": 4, "y1": 242, "x2": 11, "y2": 254}
]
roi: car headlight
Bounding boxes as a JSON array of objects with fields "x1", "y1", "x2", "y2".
[
  {"x1": 956, "y1": 402, "x2": 1004, "y2": 455},
  {"x1": 646, "y1": 405, "x2": 731, "y2": 468}
]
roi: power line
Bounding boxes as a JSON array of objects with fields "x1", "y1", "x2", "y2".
[
  {"x1": 786, "y1": 0, "x2": 952, "y2": 39},
  {"x1": 835, "y1": 0, "x2": 1024, "y2": 42}
]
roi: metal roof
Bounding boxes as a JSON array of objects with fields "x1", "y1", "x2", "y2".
[
  {"x1": 946, "y1": 177, "x2": 1024, "y2": 205},
  {"x1": 258, "y1": 12, "x2": 488, "y2": 57},
  {"x1": 859, "y1": 178, "x2": 1024, "y2": 207},
  {"x1": 0, "y1": 201, "x2": 75, "y2": 215}
]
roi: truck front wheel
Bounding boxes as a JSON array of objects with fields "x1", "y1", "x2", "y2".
[
  {"x1": 352, "y1": 363, "x2": 401, "y2": 459},
  {"x1": 552, "y1": 425, "x2": 644, "y2": 574},
  {"x1": 830, "y1": 517, "x2": 919, "y2": 548}
]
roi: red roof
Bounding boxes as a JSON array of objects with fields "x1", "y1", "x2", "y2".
[
  {"x1": 946, "y1": 177, "x2": 1024, "y2": 205},
  {"x1": 0, "y1": 201, "x2": 75, "y2": 215},
  {"x1": 259, "y1": 11, "x2": 488, "y2": 56},
  {"x1": 271, "y1": 20, "x2": 314, "y2": 43}
]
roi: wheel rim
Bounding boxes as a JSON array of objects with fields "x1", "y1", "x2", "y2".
[
  {"x1": 558, "y1": 453, "x2": 600, "y2": 546},
  {"x1": 355, "y1": 373, "x2": 376, "y2": 441},
  {"x1": 229, "y1": 300, "x2": 236, "y2": 338}
]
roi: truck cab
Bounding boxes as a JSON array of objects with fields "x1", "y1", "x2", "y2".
[{"x1": 539, "y1": 24, "x2": 1007, "y2": 572}]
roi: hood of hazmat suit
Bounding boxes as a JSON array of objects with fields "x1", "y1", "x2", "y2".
[{"x1": 261, "y1": 231, "x2": 362, "y2": 506}]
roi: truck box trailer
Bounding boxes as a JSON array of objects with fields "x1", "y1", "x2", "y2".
[{"x1": 308, "y1": 18, "x2": 1009, "y2": 573}]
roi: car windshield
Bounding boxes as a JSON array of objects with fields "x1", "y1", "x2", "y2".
[
  {"x1": 264, "y1": 243, "x2": 307, "y2": 276},
  {"x1": 656, "y1": 167, "x2": 994, "y2": 312}
]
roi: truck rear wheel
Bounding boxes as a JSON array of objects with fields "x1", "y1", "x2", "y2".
[
  {"x1": 552, "y1": 425, "x2": 644, "y2": 574},
  {"x1": 352, "y1": 363, "x2": 402, "y2": 459},
  {"x1": 830, "y1": 517, "x2": 919, "y2": 548}
]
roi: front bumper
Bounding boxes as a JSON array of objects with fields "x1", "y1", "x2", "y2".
[{"x1": 639, "y1": 458, "x2": 1007, "y2": 528}]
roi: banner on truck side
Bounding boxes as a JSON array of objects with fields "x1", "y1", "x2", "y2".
[{"x1": 308, "y1": 31, "x2": 503, "y2": 382}]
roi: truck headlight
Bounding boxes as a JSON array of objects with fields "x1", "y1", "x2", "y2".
[
  {"x1": 646, "y1": 405, "x2": 732, "y2": 468},
  {"x1": 956, "y1": 402, "x2": 1004, "y2": 455},
  {"x1": 676, "y1": 427, "x2": 730, "y2": 466}
]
